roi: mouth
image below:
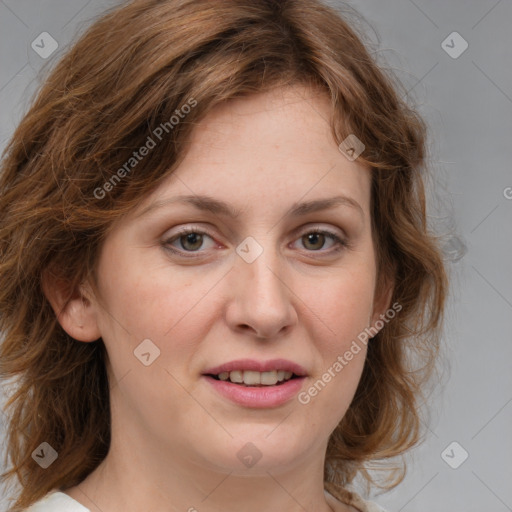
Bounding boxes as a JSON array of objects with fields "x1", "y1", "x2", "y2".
[
  {"x1": 206, "y1": 369, "x2": 300, "y2": 387},
  {"x1": 201, "y1": 359, "x2": 307, "y2": 408}
]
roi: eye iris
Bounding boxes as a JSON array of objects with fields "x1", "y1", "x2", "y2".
[
  {"x1": 181, "y1": 232, "x2": 203, "y2": 251},
  {"x1": 303, "y1": 232, "x2": 325, "y2": 250}
]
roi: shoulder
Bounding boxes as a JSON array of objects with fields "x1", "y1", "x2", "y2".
[{"x1": 24, "y1": 491, "x2": 91, "y2": 512}]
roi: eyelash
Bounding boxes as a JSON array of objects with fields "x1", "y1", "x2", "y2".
[{"x1": 162, "y1": 226, "x2": 349, "y2": 258}]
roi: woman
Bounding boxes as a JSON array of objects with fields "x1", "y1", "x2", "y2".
[{"x1": 0, "y1": 1, "x2": 447, "y2": 511}]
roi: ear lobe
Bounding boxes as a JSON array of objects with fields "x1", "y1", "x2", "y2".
[{"x1": 41, "y1": 271, "x2": 101, "y2": 342}]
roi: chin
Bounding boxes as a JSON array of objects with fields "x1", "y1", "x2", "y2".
[{"x1": 196, "y1": 427, "x2": 317, "y2": 474}]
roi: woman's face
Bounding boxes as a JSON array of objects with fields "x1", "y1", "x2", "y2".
[{"x1": 84, "y1": 86, "x2": 390, "y2": 474}]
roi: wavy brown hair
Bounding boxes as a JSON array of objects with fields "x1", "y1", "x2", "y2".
[{"x1": 0, "y1": 0, "x2": 448, "y2": 509}]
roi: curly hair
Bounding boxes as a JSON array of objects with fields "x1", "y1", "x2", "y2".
[{"x1": 0, "y1": 0, "x2": 448, "y2": 509}]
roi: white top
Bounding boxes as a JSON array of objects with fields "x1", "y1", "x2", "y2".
[
  {"x1": 25, "y1": 490, "x2": 389, "y2": 512},
  {"x1": 25, "y1": 492, "x2": 90, "y2": 511}
]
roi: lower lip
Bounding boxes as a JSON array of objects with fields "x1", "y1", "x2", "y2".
[{"x1": 203, "y1": 375, "x2": 306, "y2": 408}]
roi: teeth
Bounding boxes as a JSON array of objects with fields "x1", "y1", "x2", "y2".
[
  {"x1": 260, "y1": 370, "x2": 278, "y2": 385},
  {"x1": 229, "y1": 370, "x2": 243, "y2": 383},
  {"x1": 243, "y1": 370, "x2": 261, "y2": 386},
  {"x1": 215, "y1": 370, "x2": 296, "y2": 386}
]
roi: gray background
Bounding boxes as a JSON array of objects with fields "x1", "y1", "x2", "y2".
[{"x1": 0, "y1": 1, "x2": 511, "y2": 511}]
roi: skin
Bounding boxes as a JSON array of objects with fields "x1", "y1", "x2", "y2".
[{"x1": 45, "y1": 85, "x2": 393, "y2": 512}]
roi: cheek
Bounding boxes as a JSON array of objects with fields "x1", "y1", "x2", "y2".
[
  {"x1": 95, "y1": 259, "x2": 212, "y2": 424},
  {"x1": 94, "y1": 252, "x2": 223, "y2": 376},
  {"x1": 298, "y1": 274, "x2": 372, "y2": 430},
  {"x1": 95, "y1": 248, "x2": 191, "y2": 334},
  {"x1": 296, "y1": 267, "x2": 376, "y2": 350}
]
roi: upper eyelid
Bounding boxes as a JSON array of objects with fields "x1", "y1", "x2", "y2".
[{"x1": 164, "y1": 223, "x2": 346, "y2": 241}]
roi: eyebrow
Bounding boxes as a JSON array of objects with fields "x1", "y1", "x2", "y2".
[{"x1": 136, "y1": 194, "x2": 364, "y2": 221}]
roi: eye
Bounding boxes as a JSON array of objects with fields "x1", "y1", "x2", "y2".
[
  {"x1": 162, "y1": 226, "x2": 349, "y2": 258},
  {"x1": 163, "y1": 227, "x2": 216, "y2": 254},
  {"x1": 292, "y1": 228, "x2": 348, "y2": 254}
]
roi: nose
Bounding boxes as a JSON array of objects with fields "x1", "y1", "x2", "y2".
[{"x1": 225, "y1": 245, "x2": 298, "y2": 340}]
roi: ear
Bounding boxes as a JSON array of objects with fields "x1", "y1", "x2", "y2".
[
  {"x1": 41, "y1": 271, "x2": 102, "y2": 342},
  {"x1": 369, "y1": 273, "x2": 395, "y2": 338}
]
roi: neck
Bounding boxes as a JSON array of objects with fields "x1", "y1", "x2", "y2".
[{"x1": 64, "y1": 426, "x2": 345, "y2": 512}]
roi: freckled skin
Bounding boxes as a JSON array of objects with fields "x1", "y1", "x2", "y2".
[{"x1": 59, "y1": 86, "x2": 390, "y2": 512}]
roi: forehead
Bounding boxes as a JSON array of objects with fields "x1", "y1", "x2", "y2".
[
  {"x1": 136, "y1": 86, "x2": 372, "y2": 220},
  {"x1": 186, "y1": 86, "x2": 337, "y2": 162}
]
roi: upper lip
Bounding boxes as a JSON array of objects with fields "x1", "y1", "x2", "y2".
[{"x1": 203, "y1": 358, "x2": 308, "y2": 377}]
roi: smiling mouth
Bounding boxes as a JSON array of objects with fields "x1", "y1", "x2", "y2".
[{"x1": 206, "y1": 370, "x2": 300, "y2": 387}]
